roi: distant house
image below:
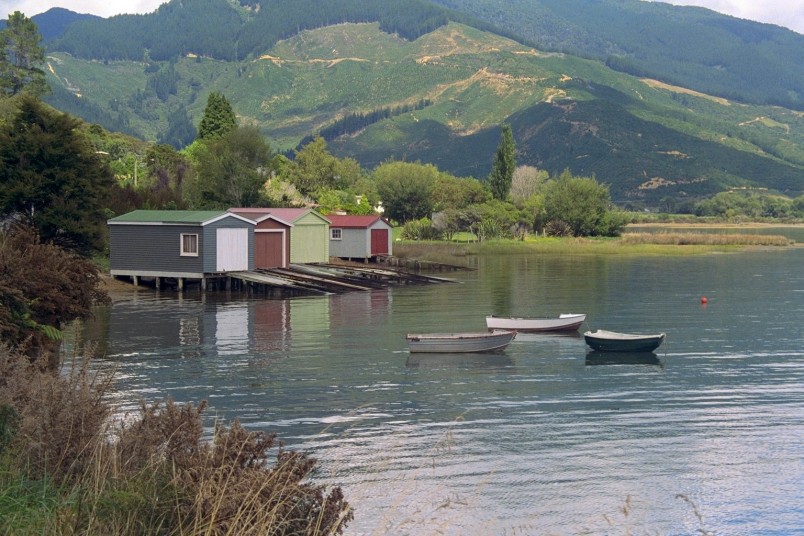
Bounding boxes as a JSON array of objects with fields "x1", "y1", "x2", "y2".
[
  {"x1": 228, "y1": 207, "x2": 330, "y2": 264},
  {"x1": 107, "y1": 210, "x2": 255, "y2": 285},
  {"x1": 327, "y1": 214, "x2": 393, "y2": 260},
  {"x1": 228, "y1": 209, "x2": 293, "y2": 269}
]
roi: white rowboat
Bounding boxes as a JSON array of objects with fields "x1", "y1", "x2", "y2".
[
  {"x1": 406, "y1": 330, "x2": 516, "y2": 353},
  {"x1": 486, "y1": 313, "x2": 586, "y2": 332}
]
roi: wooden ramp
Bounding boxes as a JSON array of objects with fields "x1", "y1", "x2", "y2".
[
  {"x1": 228, "y1": 263, "x2": 451, "y2": 296},
  {"x1": 262, "y1": 267, "x2": 375, "y2": 293},
  {"x1": 311, "y1": 263, "x2": 457, "y2": 284},
  {"x1": 228, "y1": 271, "x2": 330, "y2": 295}
]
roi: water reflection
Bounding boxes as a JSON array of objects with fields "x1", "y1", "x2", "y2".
[
  {"x1": 80, "y1": 248, "x2": 804, "y2": 535},
  {"x1": 585, "y1": 350, "x2": 663, "y2": 367},
  {"x1": 405, "y1": 351, "x2": 515, "y2": 371}
]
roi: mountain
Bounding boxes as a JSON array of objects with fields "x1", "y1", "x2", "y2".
[
  {"x1": 1, "y1": 7, "x2": 100, "y2": 40},
  {"x1": 33, "y1": 0, "x2": 804, "y2": 205},
  {"x1": 428, "y1": 0, "x2": 804, "y2": 111}
]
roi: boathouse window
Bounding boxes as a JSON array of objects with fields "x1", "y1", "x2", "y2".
[
  {"x1": 331, "y1": 228, "x2": 342, "y2": 240},
  {"x1": 180, "y1": 233, "x2": 199, "y2": 256}
]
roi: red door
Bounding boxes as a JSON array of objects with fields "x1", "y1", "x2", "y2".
[
  {"x1": 255, "y1": 231, "x2": 285, "y2": 268},
  {"x1": 370, "y1": 228, "x2": 388, "y2": 256}
]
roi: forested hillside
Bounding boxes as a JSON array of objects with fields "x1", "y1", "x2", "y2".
[
  {"x1": 16, "y1": 0, "x2": 804, "y2": 205},
  {"x1": 48, "y1": 0, "x2": 500, "y2": 61},
  {"x1": 429, "y1": 0, "x2": 804, "y2": 110}
]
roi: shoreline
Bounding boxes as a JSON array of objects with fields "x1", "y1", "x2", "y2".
[{"x1": 626, "y1": 222, "x2": 804, "y2": 229}]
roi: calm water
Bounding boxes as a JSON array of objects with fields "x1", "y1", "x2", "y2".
[{"x1": 81, "y1": 247, "x2": 803, "y2": 535}]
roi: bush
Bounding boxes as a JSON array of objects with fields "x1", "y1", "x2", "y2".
[
  {"x1": 401, "y1": 218, "x2": 442, "y2": 240},
  {"x1": 0, "y1": 345, "x2": 353, "y2": 535}
]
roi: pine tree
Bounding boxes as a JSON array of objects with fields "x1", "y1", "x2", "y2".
[
  {"x1": 0, "y1": 11, "x2": 48, "y2": 96},
  {"x1": 197, "y1": 91, "x2": 237, "y2": 140},
  {"x1": 0, "y1": 96, "x2": 114, "y2": 255},
  {"x1": 489, "y1": 124, "x2": 516, "y2": 201}
]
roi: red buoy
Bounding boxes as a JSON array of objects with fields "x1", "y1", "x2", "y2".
[{"x1": 700, "y1": 296, "x2": 708, "y2": 304}]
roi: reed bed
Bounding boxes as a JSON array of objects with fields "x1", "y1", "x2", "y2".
[
  {"x1": 620, "y1": 232, "x2": 794, "y2": 246},
  {"x1": 394, "y1": 232, "x2": 795, "y2": 264}
]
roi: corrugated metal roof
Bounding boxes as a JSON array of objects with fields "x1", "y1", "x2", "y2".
[
  {"x1": 229, "y1": 207, "x2": 330, "y2": 224},
  {"x1": 108, "y1": 209, "x2": 229, "y2": 224},
  {"x1": 327, "y1": 215, "x2": 388, "y2": 228}
]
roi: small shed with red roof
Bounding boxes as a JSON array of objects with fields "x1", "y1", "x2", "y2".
[{"x1": 327, "y1": 214, "x2": 393, "y2": 260}]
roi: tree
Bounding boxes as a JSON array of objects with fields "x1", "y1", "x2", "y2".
[
  {"x1": 432, "y1": 173, "x2": 491, "y2": 211},
  {"x1": 0, "y1": 11, "x2": 47, "y2": 97},
  {"x1": 488, "y1": 124, "x2": 515, "y2": 201},
  {"x1": 197, "y1": 91, "x2": 236, "y2": 140},
  {"x1": 374, "y1": 161, "x2": 436, "y2": 223},
  {"x1": 542, "y1": 170, "x2": 625, "y2": 236},
  {"x1": 0, "y1": 224, "x2": 108, "y2": 367},
  {"x1": 0, "y1": 96, "x2": 114, "y2": 255},
  {"x1": 510, "y1": 165, "x2": 548, "y2": 203},
  {"x1": 190, "y1": 125, "x2": 274, "y2": 208},
  {"x1": 159, "y1": 105, "x2": 197, "y2": 149},
  {"x1": 281, "y1": 136, "x2": 360, "y2": 196}
]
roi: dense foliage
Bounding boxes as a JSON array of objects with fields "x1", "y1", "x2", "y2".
[
  {"x1": 189, "y1": 125, "x2": 275, "y2": 208},
  {"x1": 541, "y1": 170, "x2": 628, "y2": 236},
  {"x1": 0, "y1": 96, "x2": 115, "y2": 255},
  {"x1": 0, "y1": 11, "x2": 47, "y2": 97},
  {"x1": 0, "y1": 224, "x2": 107, "y2": 365},
  {"x1": 375, "y1": 161, "x2": 438, "y2": 222}
]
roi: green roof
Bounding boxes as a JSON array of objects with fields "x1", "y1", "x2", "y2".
[{"x1": 108, "y1": 210, "x2": 229, "y2": 224}]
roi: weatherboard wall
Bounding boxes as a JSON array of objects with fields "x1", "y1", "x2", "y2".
[
  {"x1": 109, "y1": 216, "x2": 254, "y2": 277},
  {"x1": 328, "y1": 216, "x2": 393, "y2": 259},
  {"x1": 289, "y1": 212, "x2": 330, "y2": 264}
]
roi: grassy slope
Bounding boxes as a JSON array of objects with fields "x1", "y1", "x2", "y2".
[{"x1": 44, "y1": 22, "x2": 804, "y2": 203}]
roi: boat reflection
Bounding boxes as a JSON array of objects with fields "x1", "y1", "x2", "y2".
[
  {"x1": 585, "y1": 351, "x2": 663, "y2": 367},
  {"x1": 513, "y1": 331, "x2": 583, "y2": 342},
  {"x1": 405, "y1": 351, "x2": 514, "y2": 371}
]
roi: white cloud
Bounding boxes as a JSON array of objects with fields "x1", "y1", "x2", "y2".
[{"x1": 652, "y1": 0, "x2": 804, "y2": 34}]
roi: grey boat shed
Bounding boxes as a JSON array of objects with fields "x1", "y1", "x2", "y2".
[{"x1": 108, "y1": 209, "x2": 255, "y2": 289}]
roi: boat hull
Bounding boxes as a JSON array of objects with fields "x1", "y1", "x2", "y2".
[
  {"x1": 583, "y1": 330, "x2": 665, "y2": 352},
  {"x1": 406, "y1": 330, "x2": 516, "y2": 353},
  {"x1": 486, "y1": 314, "x2": 586, "y2": 332}
]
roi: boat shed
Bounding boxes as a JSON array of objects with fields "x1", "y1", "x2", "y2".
[
  {"x1": 327, "y1": 214, "x2": 393, "y2": 260},
  {"x1": 228, "y1": 209, "x2": 293, "y2": 269},
  {"x1": 108, "y1": 210, "x2": 255, "y2": 287},
  {"x1": 229, "y1": 207, "x2": 330, "y2": 264}
]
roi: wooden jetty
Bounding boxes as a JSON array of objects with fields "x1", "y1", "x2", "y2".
[{"x1": 112, "y1": 261, "x2": 455, "y2": 296}]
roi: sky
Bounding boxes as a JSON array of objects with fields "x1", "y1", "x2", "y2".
[{"x1": 1, "y1": 0, "x2": 803, "y2": 35}]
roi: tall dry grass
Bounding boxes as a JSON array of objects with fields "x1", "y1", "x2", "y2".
[
  {"x1": 620, "y1": 232, "x2": 794, "y2": 246},
  {"x1": 0, "y1": 344, "x2": 352, "y2": 535}
]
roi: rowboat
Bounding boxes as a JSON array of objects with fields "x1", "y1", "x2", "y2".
[
  {"x1": 405, "y1": 330, "x2": 516, "y2": 353},
  {"x1": 486, "y1": 313, "x2": 586, "y2": 332},
  {"x1": 583, "y1": 330, "x2": 665, "y2": 352}
]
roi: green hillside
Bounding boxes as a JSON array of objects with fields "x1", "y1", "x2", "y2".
[
  {"x1": 43, "y1": 22, "x2": 803, "y2": 205},
  {"x1": 429, "y1": 0, "x2": 804, "y2": 111}
]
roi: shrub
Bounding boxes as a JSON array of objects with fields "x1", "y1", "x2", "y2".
[
  {"x1": 0, "y1": 344, "x2": 353, "y2": 535},
  {"x1": 401, "y1": 218, "x2": 442, "y2": 240}
]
